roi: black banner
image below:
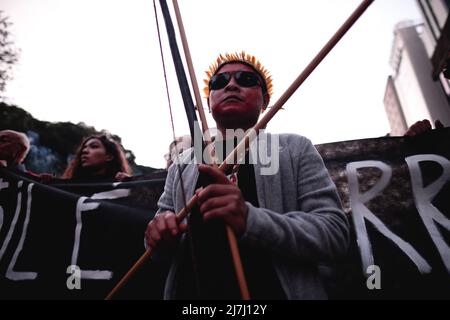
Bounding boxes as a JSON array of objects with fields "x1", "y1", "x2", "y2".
[
  {"x1": 0, "y1": 129, "x2": 449, "y2": 299},
  {"x1": 0, "y1": 169, "x2": 168, "y2": 299},
  {"x1": 317, "y1": 128, "x2": 450, "y2": 299}
]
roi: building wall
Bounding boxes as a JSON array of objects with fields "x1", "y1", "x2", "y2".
[
  {"x1": 384, "y1": 76, "x2": 408, "y2": 136},
  {"x1": 384, "y1": 16, "x2": 450, "y2": 134},
  {"x1": 397, "y1": 26, "x2": 450, "y2": 125},
  {"x1": 416, "y1": 0, "x2": 450, "y2": 94},
  {"x1": 417, "y1": 0, "x2": 448, "y2": 53}
]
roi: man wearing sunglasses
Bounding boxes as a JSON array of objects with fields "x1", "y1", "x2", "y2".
[{"x1": 146, "y1": 52, "x2": 349, "y2": 299}]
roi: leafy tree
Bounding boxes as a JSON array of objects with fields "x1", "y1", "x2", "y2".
[{"x1": 0, "y1": 10, "x2": 19, "y2": 96}]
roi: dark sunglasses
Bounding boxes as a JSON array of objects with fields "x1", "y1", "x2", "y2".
[{"x1": 209, "y1": 71, "x2": 262, "y2": 91}]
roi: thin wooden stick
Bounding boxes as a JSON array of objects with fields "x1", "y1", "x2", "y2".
[
  {"x1": 172, "y1": 0, "x2": 210, "y2": 141},
  {"x1": 105, "y1": 194, "x2": 198, "y2": 300},
  {"x1": 218, "y1": 0, "x2": 375, "y2": 170},
  {"x1": 225, "y1": 225, "x2": 250, "y2": 299},
  {"x1": 105, "y1": 249, "x2": 152, "y2": 300},
  {"x1": 105, "y1": 0, "x2": 374, "y2": 300}
]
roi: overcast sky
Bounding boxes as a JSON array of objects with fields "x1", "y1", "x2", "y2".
[{"x1": 2, "y1": 0, "x2": 422, "y2": 169}]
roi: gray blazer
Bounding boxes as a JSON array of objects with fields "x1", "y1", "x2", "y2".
[{"x1": 156, "y1": 133, "x2": 349, "y2": 299}]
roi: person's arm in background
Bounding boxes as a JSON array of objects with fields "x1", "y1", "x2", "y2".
[{"x1": 404, "y1": 119, "x2": 444, "y2": 137}]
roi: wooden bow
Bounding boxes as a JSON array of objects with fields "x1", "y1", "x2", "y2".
[{"x1": 105, "y1": 0, "x2": 374, "y2": 300}]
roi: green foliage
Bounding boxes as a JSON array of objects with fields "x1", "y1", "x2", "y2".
[
  {"x1": 0, "y1": 11, "x2": 19, "y2": 95},
  {"x1": 0, "y1": 102, "x2": 157, "y2": 174}
]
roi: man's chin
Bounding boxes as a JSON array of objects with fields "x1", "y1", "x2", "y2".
[{"x1": 218, "y1": 119, "x2": 255, "y2": 131}]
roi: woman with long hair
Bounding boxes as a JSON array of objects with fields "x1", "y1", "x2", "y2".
[{"x1": 63, "y1": 134, "x2": 132, "y2": 181}]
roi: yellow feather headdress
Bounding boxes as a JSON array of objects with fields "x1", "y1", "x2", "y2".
[{"x1": 203, "y1": 51, "x2": 273, "y2": 101}]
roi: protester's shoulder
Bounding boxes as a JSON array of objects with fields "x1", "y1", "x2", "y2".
[
  {"x1": 270, "y1": 133, "x2": 314, "y2": 151},
  {"x1": 167, "y1": 148, "x2": 196, "y2": 174},
  {"x1": 177, "y1": 147, "x2": 197, "y2": 168},
  {"x1": 277, "y1": 133, "x2": 312, "y2": 144}
]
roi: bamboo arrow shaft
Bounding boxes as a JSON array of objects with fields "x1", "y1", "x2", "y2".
[{"x1": 105, "y1": 195, "x2": 197, "y2": 300}]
